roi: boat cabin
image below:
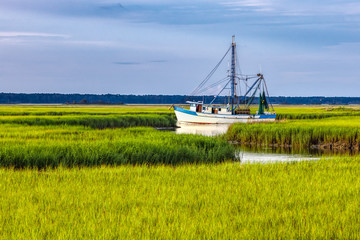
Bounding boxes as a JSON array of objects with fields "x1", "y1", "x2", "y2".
[
  {"x1": 186, "y1": 101, "x2": 232, "y2": 115},
  {"x1": 187, "y1": 101, "x2": 203, "y2": 112}
]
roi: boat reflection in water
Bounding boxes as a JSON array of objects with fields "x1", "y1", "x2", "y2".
[{"x1": 175, "y1": 122, "x2": 231, "y2": 136}]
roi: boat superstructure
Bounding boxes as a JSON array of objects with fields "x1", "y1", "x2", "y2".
[{"x1": 173, "y1": 36, "x2": 276, "y2": 124}]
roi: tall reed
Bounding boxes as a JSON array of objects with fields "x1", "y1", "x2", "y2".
[
  {"x1": 1, "y1": 157, "x2": 360, "y2": 239},
  {"x1": 226, "y1": 117, "x2": 360, "y2": 149},
  {"x1": 0, "y1": 114, "x2": 176, "y2": 128},
  {"x1": 0, "y1": 126, "x2": 235, "y2": 168}
]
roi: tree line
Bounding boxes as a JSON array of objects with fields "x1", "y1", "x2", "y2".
[{"x1": 0, "y1": 93, "x2": 359, "y2": 105}]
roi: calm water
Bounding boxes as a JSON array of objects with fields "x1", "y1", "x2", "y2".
[
  {"x1": 175, "y1": 122, "x2": 230, "y2": 136},
  {"x1": 175, "y1": 122, "x2": 321, "y2": 163},
  {"x1": 236, "y1": 147, "x2": 320, "y2": 163}
]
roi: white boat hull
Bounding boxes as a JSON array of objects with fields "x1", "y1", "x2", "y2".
[{"x1": 174, "y1": 106, "x2": 276, "y2": 124}]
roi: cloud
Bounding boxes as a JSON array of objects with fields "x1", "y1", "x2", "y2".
[
  {"x1": 0, "y1": 32, "x2": 69, "y2": 39},
  {"x1": 114, "y1": 60, "x2": 167, "y2": 65},
  {"x1": 2, "y1": 0, "x2": 359, "y2": 27},
  {"x1": 113, "y1": 61, "x2": 141, "y2": 65},
  {"x1": 0, "y1": 0, "x2": 226, "y2": 25},
  {"x1": 324, "y1": 2, "x2": 360, "y2": 16},
  {"x1": 223, "y1": 0, "x2": 270, "y2": 7},
  {"x1": 0, "y1": 0, "x2": 359, "y2": 96},
  {"x1": 0, "y1": 0, "x2": 127, "y2": 19},
  {"x1": 0, "y1": 32, "x2": 71, "y2": 45},
  {"x1": 99, "y1": 3, "x2": 125, "y2": 11},
  {"x1": 221, "y1": 0, "x2": 360, "y2": 17}
]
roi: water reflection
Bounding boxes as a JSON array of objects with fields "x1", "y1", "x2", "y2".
[
  {"x1": 173, "y1": 122, "x2": 356, "y2": 163},
  {"x1": 237, "y1": 148, "x2": 320, "y2": 163},
  {"x1": 175, "y1": 123, "x2": 319, "y2": 163},
  {"x1": 236, "y1": 144, "x2": 357, "y2": 162},
  {"x1": 175, "y1": 122, "x2": 231, "y2": 136},
  {"x1": 239, "y1": 145, "x2": 324, "y2": 156}
]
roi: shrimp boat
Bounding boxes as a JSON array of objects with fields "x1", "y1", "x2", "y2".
[{"x1": 173, "y1": 36, "x2": 276, "y2": 124}]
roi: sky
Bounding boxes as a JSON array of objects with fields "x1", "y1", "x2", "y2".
[{"x1": 0, "y1": 0, "x2": 359, "y2": 96}]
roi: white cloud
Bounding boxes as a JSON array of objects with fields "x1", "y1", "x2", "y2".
[
  {"x1": 325, "y1": 2, "x2": 360, "y2": 16},
  {"x1": 222, "y1": 0, "x2": 271, "y2": 7},
  {"x1": 0, "y1": 0, "x2": 359, "y2": 96},
  {"x1": 221, "y1": 0, "x2": 273, "y2": 12},
  {"x1": 0, "y1": 32, "x2": 70, "y2": 38},
  {"x1": 221, "y1": 0, "x2": 360, "y2": 17}
]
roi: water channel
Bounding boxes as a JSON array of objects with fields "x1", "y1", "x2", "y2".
[{"x1": 175, "y1": 122, "x2": 322, "y2": 163}]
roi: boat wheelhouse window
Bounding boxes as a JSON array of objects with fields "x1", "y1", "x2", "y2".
[{"x1": 203, "y1": 107, "x2": 206, "y2": 110}]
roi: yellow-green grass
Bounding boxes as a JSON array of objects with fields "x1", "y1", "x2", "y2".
[
  {"x1": 0, "y1": 105, "x2": 177, "y2": 128},
  {"x1": 0, "y1": 105, "x2": 234, "y2": 168},
  {"x1": 1, "y1": 157, "x2": 360, "y2": 239},
  {"x1": 221, "y1": 104, "x2": 360, "y2": 119},
  {"x1": 226, "y1": 116, "x2": 360, "y2": 149},
  {"x1": 2, "y1": 104, "x2": 360, "y2": 120},
  {"x1": 0, "y1": 105, "x2": 359, "y2": 238},
  {"x1": 0, "y1": 124, "x2": 235, "y2": 168},
  {"x1": 273, "y1": 105, "x2": 360, "y2": 114},
  {"x1": 240, "y1": 105, "x2": 360, "y2": 119},
  {"x1": 0, "y1": 114, "x2": 176, "y2": 128},
  {"x1": 273, "y1": 105, "x2": 360, "y2": 119},
  {"x1": 0, "y1": 104, "x2": 172, "y2": 115}
]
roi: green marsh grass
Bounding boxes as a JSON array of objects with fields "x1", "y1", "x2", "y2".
[
  {"x1": 1, "y1": 157, "x2": 360, "y2": 239},
  {"x1": 0, "y1": 114, "x2": 176, "y2": 128},
  {"x1": 0, "y1": 105, "x2": 177, "y2": 128},
  {"x1": 0, "y1": 105, "x2": 359, "y2": 238},
  {"x1": 226, "y1": 116, "x2": 360, "y2": 149},
  {"x1": 0, "y1": 104, "x2": 171, "y2": 115},
  {"x1": 0, "y1": 105, "x2": 236, "y2": 168},
  {"x1": 274, "y1": 105, "x2": 360, "y2": 120},
  {"x1": 0, "y1": 125, "x2": 235, "y2": 168}
]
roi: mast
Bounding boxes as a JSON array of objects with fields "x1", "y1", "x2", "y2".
[{"x1": 230, "y1": 35, "x2": 236, "y2": 114}]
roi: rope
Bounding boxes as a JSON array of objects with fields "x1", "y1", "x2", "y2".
[
  {"x1": 194, "y1": 77, "x2": 230, "y2": 95},
  {"x1": 186, "y1": 45, "x2": 232, "y2": 100},
  {"x1": 209, "y1": 79, "x2": 231, "y2": 105}
]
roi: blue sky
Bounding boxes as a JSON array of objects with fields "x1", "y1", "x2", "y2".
[{"x1": 0, "y1": 0, "x2": 359, "y2": 96}]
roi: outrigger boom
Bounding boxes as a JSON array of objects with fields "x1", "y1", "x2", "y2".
[{"x1": 173, "y1": 36, "x2": 276, "y2": 124}]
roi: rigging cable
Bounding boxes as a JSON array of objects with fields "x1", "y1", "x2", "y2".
[
  {"x1": 209, "y1": 80, "x2": 232, "y2": 105},
  {"x1": 195, "y1": 77, "x2": 230, "y2": 95},
  {"x1": 187, "y1": 46, "x2": 232, "y2": 99}
]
